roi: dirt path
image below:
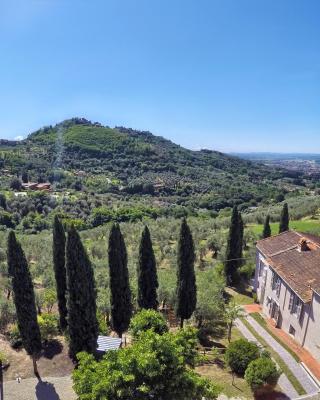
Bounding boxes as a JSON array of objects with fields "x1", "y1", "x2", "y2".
[
  {"x1": 3, "y1": 376, "x2": 76, "y2": 400},
  {"x1": 0, "y1": 336, "x2": 74, "y2": 381}
]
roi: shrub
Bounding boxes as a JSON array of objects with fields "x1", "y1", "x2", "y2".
[
  {"x1": 0, "y1": 351, "x2": 8, "y2": 365},
  {"x1": 8, "y1": 324, "x2": 22, "y2": 349},
  {"x1": 225, "y1": 339, "x2": 260, "y2": 375},
  {"x1": 245, "y1": 357, "x2": 280, "y2": 391},
  {"x1": 38, "y1": 313, "x2": 59, "y2": 342},
  {"x1": 129, "y1": 309, "x2": 168, "y2": 339}
]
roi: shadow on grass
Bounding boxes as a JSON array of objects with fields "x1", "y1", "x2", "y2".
[{"x1": 41, "y1": 339, "x2": 63, "y2": 360}]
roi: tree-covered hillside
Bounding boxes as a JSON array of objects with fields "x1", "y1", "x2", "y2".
[{"x1": 1, "y1": 118, "x2": 308, "y2": 204}]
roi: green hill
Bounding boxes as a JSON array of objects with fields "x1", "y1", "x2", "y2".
[{"x1": 0, "y1": 118, "x2": 308, "y2": 213}]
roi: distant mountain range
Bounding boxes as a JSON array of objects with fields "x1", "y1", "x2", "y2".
[{"x1": 232, "y1": 152, "x2": 320, "y2": 161}]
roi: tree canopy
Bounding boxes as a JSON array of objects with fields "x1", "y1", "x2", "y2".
[
  {"x1": 7, "y1": 231, "x2": 42, "y2": 375},
  {"x1": 224, "y1": 206, "x2": 244, "y2": 285},
  {"x1": 279, "y1": 203, "x2": 289, "y2": 233},
  {"x1": 73, "y1": 328, "x2": 220, "y2": 400},
  {"x1": 66, "y1": 226, "x2": 98, "y2": 359},
  {"x1": 52, "y1": 216, "x2": 67, "y2": 330},
  {"x1": 176, "y1": 218, "x2": 197, "y2": 327},
  {"x1": 137, "y1": 226, "x2": 158, "y2": 310},
  {"x1": 108, "y1": 223, "x2": 132, "y2": 337}
]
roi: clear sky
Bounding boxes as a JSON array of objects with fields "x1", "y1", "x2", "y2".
[{"x1": 1, "y1": 0, "x2": 319, "y2": 152}]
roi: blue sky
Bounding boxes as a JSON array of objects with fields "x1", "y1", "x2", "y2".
[{"x1": 0, "y1": 0, "x2": 319, "y2": 152}]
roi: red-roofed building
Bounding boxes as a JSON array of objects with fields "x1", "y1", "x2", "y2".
[{"x1": 255, "y1": 231, "x2": 320, "y2": 360}]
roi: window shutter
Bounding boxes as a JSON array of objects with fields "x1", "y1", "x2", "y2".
[
  {"x1": 288, "y1": 292, "x2": 294, "y2": 311},
  {"x1": 297, "y1": 301, "x2": 303, "y2": 320},
  {"x1": 276, "y1": 279, "x2": 281, "y2": 297},
  {"x1": 271, "y1": 272, "x2": 275, "y2": 290}
]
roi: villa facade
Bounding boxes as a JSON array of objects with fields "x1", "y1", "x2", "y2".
[{"x1": 254, "y1": 230, "x2": 320, "y2": 361}]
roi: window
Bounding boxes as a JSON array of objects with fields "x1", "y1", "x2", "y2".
[
  {"x1": 289, "y1": 293, "x2": 303, "y2": 320},
  {"x1": 296, "y1": 300, "x2": 303, "y2": 320},
  {"x1": 275, "y1": 279, "x2": 281, "y2": 298},
  {"x1": 289, "y1": 325, "x2": 296, "y2": 337},
  {"x1": 271, "y1": 272, "x2": 281, "y2": 297},
  {"x1": 271, "y1": 271, "x2": 276, "y2": 290},
  {"x1": 259, "y1": 261, "x2": 264, "y2": 277},
  {"x1": 288, "y1": 292, "x2": 294, "y2": 311}
]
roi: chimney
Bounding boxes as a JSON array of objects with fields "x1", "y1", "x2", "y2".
[{"x1": 298, "y1": 238, "x2": 309, "y2": 252}]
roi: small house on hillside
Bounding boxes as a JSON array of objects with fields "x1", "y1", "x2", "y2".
[
  {"x1": 22, "y1": 182, "x2": 51, "y2": 191},
  {"x1": 255, "y1": 231, "x2": 320, "y2": 361}
]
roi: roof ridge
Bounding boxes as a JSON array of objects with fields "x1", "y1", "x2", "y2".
[
  {"x1": 269, "y1": 245, "x2": 299, "y2": 257},
  {"x1": 257, "y1": 230, "x2": 299, "y2": 244}
]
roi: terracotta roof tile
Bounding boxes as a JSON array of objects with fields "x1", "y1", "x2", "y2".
[{"x1": 257, "y1": 231, "x2": 320, "y2": 303}]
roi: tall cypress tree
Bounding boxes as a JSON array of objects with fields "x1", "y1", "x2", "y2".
[
  {"x1": 52, "y1": 216, "x2": 67, "y2": 331},
  {"x1": 176, "y1": 218, "x2": 197, "y2": 328},
  {"x1": 7, "y1": 231, "x2": 42, "y2": 377},
  {"x1": 224, "y1": 206, "x2": 243, "y2": 286},
  {"x1": 279, "y1": 203, "x2": 289, "y2": 233},
  {"x1": 66, "y1": 226, "x2": 98, "y2": 360},
  {"x1": 137, "y1": 226, "x2": 158, "y2": 310},
  {"x1": 262, "y1": 215, "x2": 271, "y2": 239},
  {"x1": 108, "y1": 223, "x2": 132, "y2": 338}
]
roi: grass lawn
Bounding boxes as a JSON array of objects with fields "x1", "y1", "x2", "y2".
[
  {"x1": 225, "y1": 285, "x2": 254, "y2": 306},
  {"x1": 240, "y1": 317, "x2": 306, "y2": 396},
  {"x1": 197, "y1": 326, "x2": 254, "y2": 399},
  {"x1": 197, "y1": 363, "x2": 253, "y2": 399},
  {"x1": 248, "y1": 219, "x2": 320, "y2": 237}
]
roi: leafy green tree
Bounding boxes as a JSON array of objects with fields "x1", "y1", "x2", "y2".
[
  {"x1": 38, "y1": 313, "x2": 59, "y2": 342},
  {"x1": 224, "y1": 206, "x2": 244, "y2": 285},
  {"x1": 52, "y1": 216, "x2": 67, "y2": 330},
  {"x1": 225, "y1": 300, "x2": 244, "y2": 342},
  {"x1": 225, "y1": 339, "x2": 260, "y2": 375},
  {"x1": 43, "y1": 288, "x2": 57, "y2": 313},
  {"x1": 7, "y1": 231, "x2": 42, "y2": 377},
  {"x1": 21, "y1": 171, "x2": 29, "y2": 183},
  {"x1": 262, "y1": 215, "x2": 271, "y2": 239},
  {"x1": 129, "y1": 309, "x2": 168, "y2": 340},
  {"x1": 176, "y1": 218, "x2": 197, "y2": 328},
  {"x1": 10, "y1": 178, "x2": 22, "y2": 191},
  {"x1": 66, "y1": 226, "x2": 98, "y2": 360},
  {"x1": 108, "y1": 223, "x2": 132, "y2": 337},
  {"x1": 245, "y1": 357, "x2": 280, "y2": 391},
  {"x1": 73, "y1": 329, "x2": 220, "y2": 400},
  {"x1": 137, "y1": 226, "x2": 158, "y2": 310},
  {"x1": 279, "y1": 203, "x2": 289, "y2": 233},
  {"x1": 195, "y1": 268, "x2": 225, "y2": 330}
]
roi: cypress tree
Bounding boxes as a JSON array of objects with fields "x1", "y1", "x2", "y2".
[
  {"x1": 279, "y1": 203, "x2": 289, "y2": 233},
  {"x1": 52, "y1": 216, "x2": 67, "y2": 331},
  {"x1": 108, "y1": 223, "x2": 132, "y2": 338},
  {"x1": 176, "y1": 218, "x2": 197, "y2": 328},
  {"x1": 0, "y1": 193, "x2": 7, "y2": 210},
  {"x1": 7, "y1": 231, "x2": 42, "y2": 377},
  {"x1": 262, "y1": 215, "x2": 271, "y2": 239},
  {"x1": 66, "y1": 226, "x2": 98, "y2": 360},
  {"x1": 137, "y1": 226, "x2": 158, "y2": 310},
  {"x1": 224, "y1": 206, "x2": 243, "y2": 286}
]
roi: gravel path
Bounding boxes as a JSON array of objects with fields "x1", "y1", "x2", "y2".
[
  {"x1": 235, "y1": 318, "x2": 299, "y2": 399},
  {"x1": 3, "y1": 375, "x2": 76, "y2": 400}
]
